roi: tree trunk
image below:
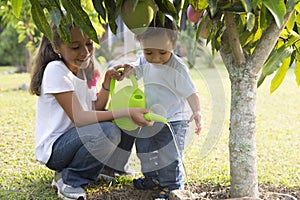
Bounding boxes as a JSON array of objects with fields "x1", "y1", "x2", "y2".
[
  {"x1": 217, "y1": 8, "x2": 292, "y2": 200},
  {"x1": 227, "y1": 62, "x2": 259, "y2": 197}
]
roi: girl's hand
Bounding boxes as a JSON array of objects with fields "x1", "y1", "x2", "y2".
[
  {"x1": 106, "y1": 65, "x2": 124, "y2": 81},
  {"x1": 102, "y1": 65, "x2": 124, "y2": 88},
  {"x1": 189, "y1": 111, "x2": 203, "y2": 135},
  {"x1": 129, "y1": 108, "x2": 154, "y2": 127}
]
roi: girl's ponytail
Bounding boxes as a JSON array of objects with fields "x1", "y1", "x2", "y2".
[{"x1": 29, "y1": 35, "x2": 60, "y2": 96}]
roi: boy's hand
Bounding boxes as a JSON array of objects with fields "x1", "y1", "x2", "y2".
[
  {"x1": 189, "y1": 111, "x2": 202, "y2": 135},
  {"x1": 121, "y1": 64, "x2": 136, "y2": 80}
]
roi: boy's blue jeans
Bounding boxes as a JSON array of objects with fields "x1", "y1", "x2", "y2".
[
  {"x1": 46, "y1": 122, "x2": 121, "y2": 187},
  {"x1": 136, "y1": 120, "x2": 189, "y2": 190}
]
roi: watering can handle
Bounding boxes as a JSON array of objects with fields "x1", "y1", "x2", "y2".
[{"x1": 109, "y1": 68, "x2": 138, "y2": 96}]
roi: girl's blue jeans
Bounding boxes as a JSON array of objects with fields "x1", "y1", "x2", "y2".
[{"x1": 46, "y1": 122, "x2": 121, "y2": 187}]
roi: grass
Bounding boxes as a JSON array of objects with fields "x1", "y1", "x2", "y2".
[{"x1": 0, "y1": 63, "x2": 299, "y2": 199}]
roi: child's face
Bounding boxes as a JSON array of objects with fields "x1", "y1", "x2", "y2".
[
  {"x1": 140, "y1": 32, "x2": 175, "y2": 65},
  {"x1": 57, "y1": 27, "x2": 94, "y2": 74},
  {"x1": 142, "y1": 48, "x2": 172, "y2": 65}
]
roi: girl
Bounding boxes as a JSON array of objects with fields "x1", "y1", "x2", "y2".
[{"x1": 29, "y1": 23, "x2": 152, "y2": 200}]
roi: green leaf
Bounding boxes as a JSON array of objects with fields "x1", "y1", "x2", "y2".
[
  {"x1": 58, "y1": 16, "x2": 71, "y2": 44},
  {"x1": 295, "y1": 60, "x2": 300, "y2": 87},
  {"x1": 247, "y1": 12, "x2": 255, "y2": 31},
  {"x1": 61, "y1": 0, "x2": 99, "y2": 43},
  {"x1": 251, "y1": 0, "x2": 260, "y2": 10},
  {"x1": 241, "y1": 0, "x2": 252, "y2": 13},
  {"x1": 295, "y1": 11, "x2": 300, "y2": 28},
  {"x1": 154, "y1": 0, "x2": 177, "y2": 19},
  {"x1": 58, "y1": 26, "x2": 71, "y2": 44},
  {"x1": 284, "y1": 30, "x2": 299, "y2": 47},
  {"x1": 286, "y1": 0, "x2": 299, "y2": 12},
  {"x1": 260, "y1": 4, "x2": 268, "y2": 30},
  {"x1": 41, "y1": 0, "x2": 59, "y2": 9},
  {"x1": 104, "y1": 0, "x2": 117, "y2": 34},
  {"x1": 49, "y1": 7, "x2": 62, "y2": 26},
  {"x1": 257, "y1": 74, "x2": 266, "y2": 87},
  {"x1": 285, "y1": 9, "x2": 295, "y2": 32},
  {"x1": 92, "y1": 0, "x2": 106, "y2": 21},
  {"x1": 191, "y1": 0, "x2": 208, "y2": 11},
  {"x1": 157, "y1": 11, "x2": 165, "y2": 26},
  {"x1": 262, "y1": 46, "x2": 292, "y2": 76},
  {"x1": 29, "y1": 0, "x2": 53, "y2": 41},
  {"x1": 12, "y1": 0, "x2": 22, "y2": 18},
  {"x1": 262, "y1": 0, "x2": 286, "y2": 27},
  {"x1": 253, "y1": 18, "x2": 263, "y2": 43},
  {"x1": 270, "y1": 56, "x2": 290, "y2": 93},
  {"x1": 295, "y1": 1, "x2": 300, "y2": 13},
  {"x1": 207, "y1": 0, "x2": 218, "y2": 16}
]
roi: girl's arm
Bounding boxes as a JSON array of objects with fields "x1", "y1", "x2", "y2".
[
  {"x1": 54, "y1": 91, "x2": 152, "y2": 127},
  {"x1": 187, "y1": 92, "x2": 203, "y2": 135},
  {"x1": 94, "y1": 65, "x2": 122, "y2": 111}
]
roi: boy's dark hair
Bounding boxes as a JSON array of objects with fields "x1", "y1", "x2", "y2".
[{"x1": 136, "y1": 15, "x2": 178, "y2": 45}]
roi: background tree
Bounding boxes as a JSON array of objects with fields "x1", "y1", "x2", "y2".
[
  {"x1": 0, "y1": 0, "x2": 39, "y2": 72},
  {"x1": 12, "y1": 0, "x2": 300, "y2": 198},
  {"x1": 0, "y1": 22, "x2": 26, "y2": 67}
]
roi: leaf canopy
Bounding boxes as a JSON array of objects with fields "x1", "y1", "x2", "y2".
[{"x1": 9, "y1": 0, "x2": 300, "y2": 91}]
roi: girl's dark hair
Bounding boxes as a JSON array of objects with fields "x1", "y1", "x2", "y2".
[
  {"x1": 136, "y1": 15, "x2": 178, "y2": 45},
  {"x1": 29, "y1": 23, "x2": 60, "y2": 96},
  {"x1": 29, "y1": 23, "x2": 95, "y2": 96}
]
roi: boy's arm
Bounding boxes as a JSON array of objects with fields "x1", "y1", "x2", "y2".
[{"x1": 187, "y1": 93, "x2": 203, "y2": 135}]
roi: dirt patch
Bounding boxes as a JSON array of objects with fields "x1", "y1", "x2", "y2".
[{"x1": 87, "y1": 182, "x2": 300, "y2": 200}]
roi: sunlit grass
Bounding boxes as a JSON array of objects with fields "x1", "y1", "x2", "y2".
[{"x1": 0, "y1": 64, "x2": 299, "y2": 199}]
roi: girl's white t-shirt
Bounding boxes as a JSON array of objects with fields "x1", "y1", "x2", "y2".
[{"x1": 35, "y1": 60, "x2": 94, "y2": 164}]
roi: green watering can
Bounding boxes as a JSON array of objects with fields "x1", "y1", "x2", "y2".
[{"x1": 108, "y1": 72, "x2": 168, "y2": 131}]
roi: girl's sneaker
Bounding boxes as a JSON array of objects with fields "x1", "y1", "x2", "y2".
[
  {"x1": 51, "y1": 172, "x2": 86, "y2": 200},
  {"x1": 133, "y1": 177, "x2": 159, "y2": 190}
]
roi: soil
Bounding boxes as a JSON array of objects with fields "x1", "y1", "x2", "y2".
[{"x1": 87, "y1": 183, "x2": 300, "y2": 200}]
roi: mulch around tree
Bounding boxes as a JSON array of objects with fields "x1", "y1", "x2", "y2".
[{"x1": 87, "y1": 182, "x2": 300, "y2": 200}]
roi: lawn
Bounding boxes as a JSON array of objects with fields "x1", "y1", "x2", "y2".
[{"x1": 0, "y1": 64, "x2": 299, "y2": 199}]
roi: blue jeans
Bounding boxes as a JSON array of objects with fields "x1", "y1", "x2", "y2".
[
  {"x1": 46, "y1": 122, "x2": 121, "y2": 187},
  {"x1": 105, "y1": 129, "x2": 137, "y2": 172},
  {"x1": 136, "y1": 120, "x2": 189, "y2": 190}
]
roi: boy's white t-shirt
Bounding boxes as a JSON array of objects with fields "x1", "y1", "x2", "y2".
[
  {"x1": 35, "y1": 60, "x2": 94, "y2": 164},
  {"x1": 133, "y1": 53, "x2": 198, "y2": 122}
]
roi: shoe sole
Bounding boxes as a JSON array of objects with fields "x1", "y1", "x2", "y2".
[{"x1": 51, "y1": 180, "x2": 86, "y2": 200}]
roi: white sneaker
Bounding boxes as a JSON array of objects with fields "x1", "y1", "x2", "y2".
[{"x1": 51, "y1": 174, "x2": 86, "y2": 200}]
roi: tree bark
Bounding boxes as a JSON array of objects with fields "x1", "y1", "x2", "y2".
[
  {"x1": 220, "y1": 11, "x2": 293, "y2": 198},
  {"x1": 228, "y1": 64, "x2": 258, "y2": 197},
  {"x1": 221, "y1": 46, "x2": 259, "y2": 197},
  {"x1": 221, "y1": 13, "x2": 259, "y2": 198}
]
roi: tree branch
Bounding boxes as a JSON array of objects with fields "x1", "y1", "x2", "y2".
[
  {"x1": 251, "y1": 11, "x2": 293, "y2": 74},
  {"x1": 224, "y1": 12, "x2": 245, "y2": 67}
]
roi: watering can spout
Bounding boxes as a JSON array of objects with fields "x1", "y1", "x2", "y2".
[{"x1": 144, "y1": 113, "x2": 168, "y2": 124}]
